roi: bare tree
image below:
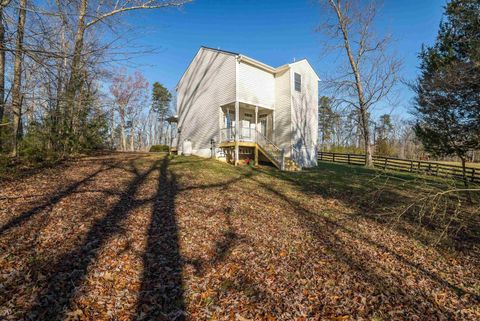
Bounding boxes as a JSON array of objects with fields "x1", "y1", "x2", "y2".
[
  {"x1": 11, "y1": 0, "x2": 27, "y2": 157},
  {"x1": 0, "y1": 0, "x2": 191, "y2": 158},
  {"x1": 109, "y1": 69, "x2": 149, "y2": 151},
  {"x1": 62, "y1": 0, "x2": 191, "y2": 150},
  {"x1": 0, "y1": 1, "x2": 9, "y2": 126},
  {"x1": 318, "y1": 0, "x2": 401, "y2": 166},
  {"x1": 0, "y1": 1, "x2": 11, "y2": 128}
]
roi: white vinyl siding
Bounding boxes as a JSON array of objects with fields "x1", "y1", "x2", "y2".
[
  {"x1": 273, "y1": 69, "x2": 292, "y2": 155},
  {"x1": 237, "y1": 62, "x2": 275, "y2": 108},
  {"x1": 290, "y1": 61, "x2": 319, "y2": 167},
  {"x1": 176, "y1": 47, "x2": 319, "y2": 167},
  {"x1": 177, "y1": 48, "x2": 236, "y2": 154}
]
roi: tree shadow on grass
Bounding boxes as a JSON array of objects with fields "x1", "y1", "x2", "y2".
[
  {"x1": 0, "y1": 163, "x2": 117, "y2": 235},
  {"x1": 24, "y1": 157, "x2": 162, "y2": 320},
  {"x1": 134, "y1": 157, "x2": 185, "y2": 321},
  {"x1": 183, "y1": 206, "x2": 248, "y2": 277},
  {"x1": 260, "y1": 163, "x2": 480, "y2": 249},
  {"x1": 248, "y1": 174, "x2": 479, "y2": 317}
]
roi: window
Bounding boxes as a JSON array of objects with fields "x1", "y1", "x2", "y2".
[
  {"x1": 244, "y1": 113, "x2": 253, "y2": 118},
  {"x1": 294, "y1": 72, "x2": 301, "y2": 92}
]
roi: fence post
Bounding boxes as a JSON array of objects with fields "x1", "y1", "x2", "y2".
[
  {"x1": 384, "y1": 157, "x2": 388, "y2": 170},
  {"x1": 410, "y1": 160, "x2": 413, "y2": 172},
  {"x1": 348, "y1": 154, "x2": 351, "y2": 165},
  {"x1": 333, "y1": 153, "x2": 335, "y2": 163},
  {"x1": 281, "y1": 148, "x2": 285, "y2": 171},
  {"x1": 320, "y1": 152, "x2": 323, "y2": 161},
  {"x1": 472, "y1": 168, "x2": 476, "y2": 182}
]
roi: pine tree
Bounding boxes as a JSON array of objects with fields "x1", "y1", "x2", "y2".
[
  {"x1": 375, "y1": 114, "x2": 394, "y2": 156},
  {"x1": 318, "y1": 96, "x2": 335, "y2": 151},
  {"x1": 413, "y1": 0, "x2": 480, "y2": 182},
  {"x1": 151, "y1": 82, "x2": 172, "y2": 145}
]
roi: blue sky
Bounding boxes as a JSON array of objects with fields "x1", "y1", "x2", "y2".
[{"x1": 122, "y1": 0, "x2": 446, "y2": 118}]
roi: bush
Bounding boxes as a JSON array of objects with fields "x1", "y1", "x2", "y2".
[
  {"x1": 149, "y1": 145, "x2": 169, "y2": 152},
  {"x1": 19, "y1": 128, "x2": 59, "y2": 163}
]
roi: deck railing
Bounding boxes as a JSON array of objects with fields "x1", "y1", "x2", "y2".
[
  {"x1": 318, "y1": 151, "x2": 480, "y2": 183},
  {"x1": 220, "y1": 127, "x2": 256, "y2": 142}
]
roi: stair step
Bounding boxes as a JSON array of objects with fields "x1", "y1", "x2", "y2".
[{"x1": 257, "y1": 143, "x2": 301, "y2": 171}]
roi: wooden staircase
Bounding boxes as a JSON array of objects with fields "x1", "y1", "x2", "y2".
[
  {"x1": 220, "y1": 127, "x2": 302, "y2": 171},
  {"x1": 255, "y1": 135, "x2": 301, "y2": 172}
]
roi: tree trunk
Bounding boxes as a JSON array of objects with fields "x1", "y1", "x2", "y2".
[
  {"x1": 0, "y1": 7, "x2": 5, "y2": 151},
  {"x1": 149, "y1": 114, "x2": 153, "y2": 147},
  {"x1": 63, "y1": 0, "x2": 88, "y2": 153},
  {"x1": 51, "y1": 24, "x2": 67, "y2": 153},
  {"x1": 460, "y1": 157, "x2": 468, "y2": 186},
  {"x1": 329, "y1": 0, "x2": 373, "y2": 167},
  {"x1": 359, "y1": 106, "x2": 373, "y2": 165},
  {"x1": 10, "y1": 0, "x2": 27, "y2": 157},
  {"x1": 130, "y1": 121, "x2": 134, "y2": 151},
  {"x1": 0, "y1": 8, "x2": 5, "y2": 124},
  {"x1": 460, "y1": 156, "x2": 472, "y2": 203},
  {"x1": 110, "y1": 108, "x2": 115, "y2": 149},
  {"x1": 159, "y1": 113, "x2": 167, "y2": 145},
  {"x1": 120, "y1": 108, "x2": 126, "y2": 151},
  {"x1": 155, "y1": 118, "x2": 159, "y2": 145}
]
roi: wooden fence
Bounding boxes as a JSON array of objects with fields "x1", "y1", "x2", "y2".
[{"x1": 318, "y1": 152, "x2": 480, "y2": 183}]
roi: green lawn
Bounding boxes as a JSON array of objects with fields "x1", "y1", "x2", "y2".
[{"x1": 432, "y1": 160, "x2": 480, "y2": 169}]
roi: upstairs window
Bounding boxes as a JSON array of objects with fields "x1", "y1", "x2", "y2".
[{"x1": 294, "y1": 73, "x2": 301, "y2": 92}]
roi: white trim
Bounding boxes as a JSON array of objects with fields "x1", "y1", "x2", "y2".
[
  {"x1": 288, "y1": 59, "x2": 321, "y2": 81},
  {"x1": 221, "y1": 100, "x2": 274, "y2": 111},
  {"x1": 239, "y1": 55, "x2": 276, "y2": 73},
  {"x1": 239, "y1": 100, "x2": 274, "y2": 110},
  {"x1": 239, "y1": 55, "x2": 290, "y2": 75}
]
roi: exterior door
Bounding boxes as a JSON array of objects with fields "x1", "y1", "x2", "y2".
[
  {"x1": 259, "y1": 115, "x2": 267, "y2": 138},
  {"x1": 242, "y1": 114, "x2": 252, "y2": 140},
  {"x1": 225, "y1": 111, "x2": 234, "y2": 140}
]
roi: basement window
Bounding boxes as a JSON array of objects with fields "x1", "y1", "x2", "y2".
[{"x1": 294, "y1": 73, "x2": 302, "y2": 92}]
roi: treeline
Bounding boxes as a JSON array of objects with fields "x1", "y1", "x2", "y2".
[
  {"x1": 318, "y1": 98, "x2": 425, "y2": 160},
  {"x1": 108, "y1": 70, "x2": 175, "y2": 152},
  {"x1": 318, "y1": 97, "x2": 480, "y2": 163},
  {"x1": 318, "y1": 0, "x2": 479, "y2": 166},
  {"x1": 0, "y1": 0, "x2": 190, "y2": 162}
]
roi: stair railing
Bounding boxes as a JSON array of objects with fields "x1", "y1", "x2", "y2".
[{"x1": 254, "y1": 129, "x2": 285, "y2": 168}]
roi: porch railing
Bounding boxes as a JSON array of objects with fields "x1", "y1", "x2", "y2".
[{"x1": 220, "y1": 127, "x2": 257, "y2": 142}]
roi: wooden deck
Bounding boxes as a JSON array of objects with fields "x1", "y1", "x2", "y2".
[{"x1": 218, "y1": 141, "x2": 256, "y2": 148}]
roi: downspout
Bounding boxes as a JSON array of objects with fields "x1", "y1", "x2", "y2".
[
  {"x1": 255, "y1": 105, "x2": 258, "y2": 166},
  {"x1": 234, "y1": 55, "x2": 240, "y2": 165}
]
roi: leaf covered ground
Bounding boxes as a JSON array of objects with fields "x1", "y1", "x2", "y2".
[{"x1": 0, "y1": 153, "x2": 479, "y2": 320}]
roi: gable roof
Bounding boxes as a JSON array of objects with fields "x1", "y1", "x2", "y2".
[
  {"x1": 287, "y1": 59, "x2": 321, "y2": 81},
  {"x1": 200, "y1": 46, "x2": 239, "y2": 56},
  {"x1": 177, "y1": 46, "x2": 320, "y2": 89}
]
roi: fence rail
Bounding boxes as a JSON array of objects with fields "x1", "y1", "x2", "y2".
[{"x1": 318, "y1": 152, "x2": 480, "y2": 183}]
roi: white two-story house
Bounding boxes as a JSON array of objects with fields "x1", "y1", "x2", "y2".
[{"x1": 175, "y1": 46, "x2": 319, "y2": 170}]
